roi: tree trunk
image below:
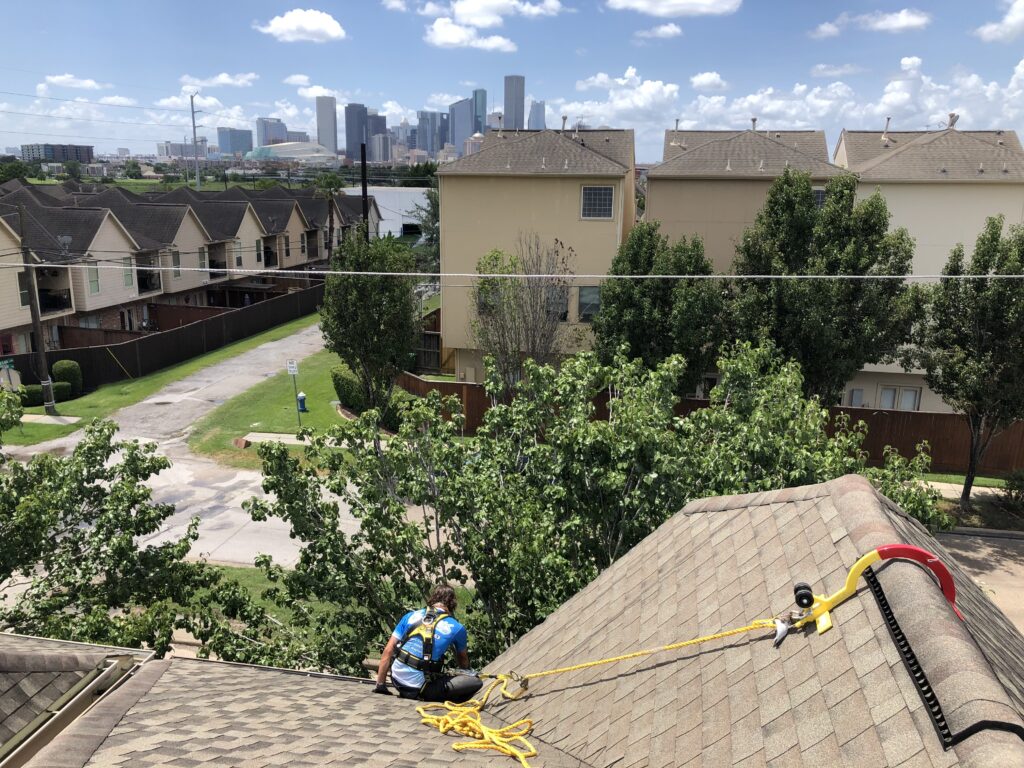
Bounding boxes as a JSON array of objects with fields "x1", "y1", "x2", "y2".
[{"x1": 960, "y1": 415, "x2": 985, "y2": 512}]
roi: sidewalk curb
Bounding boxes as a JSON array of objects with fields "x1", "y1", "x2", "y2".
[{"x1": 938, "y1": 527, "x2": 1024, "y2": 541}]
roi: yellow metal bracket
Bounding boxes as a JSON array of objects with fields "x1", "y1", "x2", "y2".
[{"x1": 794, "y1": 549, "x2": 882, "y2": 634}]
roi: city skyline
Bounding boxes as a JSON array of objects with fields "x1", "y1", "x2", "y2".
[{"x1": 2, "y1": 1, "x2": 1024, "y2": 160}]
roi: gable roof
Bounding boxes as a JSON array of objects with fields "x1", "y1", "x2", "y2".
[
  {"x1": 153, "y1": 190, "x2": 264, "y2": 240},
  {"x1": 848, "y1": 129, "x2": 1024, "y2": 182},
  {"x1": 86, "y1": 201, "x2": 193, "y2": 251},
  {"x1": 482, "y1": 474, "x2": 1024, "y2": 767},
  {"x1": 247, "y1": 199, "x2": 309, "y2": 234},
  {"x1": 0, "y1": 200, "x2": 118, "y2": 261},
  {"x1": 665, "y1": 130, "x2": 829, "y2": 162},
  {"x1": 438, "y1": 129, "x2": 629, "y2": 177},
  {"x1": 648, "y1": 130, "x2": 845, "y2": 180},
  {"x1": 481, "y1": 128, "x2": 635, "y2": 170},
  {"x1": 837, "y1": 129, "x2": 1023, "y2": 167}
]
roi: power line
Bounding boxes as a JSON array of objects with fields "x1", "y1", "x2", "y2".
[
  {"x1": 0, "y1": 109, "x2": 191, "y2": 129},
  {"x1": 0, "y1": 90, "x2": 189, "y2": 112}
]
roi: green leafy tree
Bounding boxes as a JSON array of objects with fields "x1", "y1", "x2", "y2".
[
  {"x1": 0, "y1": 417, "x2": 220, "y2": 654},
  {"x1": 733, "y1": 169, "x2": 916, "y2": 403},
  {"x1": 905, "y1": 216, "x2": 1024, "y2": 510},
  {"x1": 122, "y1": 159, "x2": 143, "y2": 179},
  {"x1": 0, "y1": 159, "x2": 30, "y2": 184},
  {"x1": 320, "y1": 230, "x2": 418, "y2": 420},
  {"x1": 314, "y1": 171, "x2": 345, "y2": 256},
  {"x1": 410, "y1": 184, "x2": 440, "y2": 273},
  {"x1": 64, "y1": 159, "x2": 82, "y2": 180},
  {"x1": 593, "y1": 221, "x2": 727, "y2": 394}
]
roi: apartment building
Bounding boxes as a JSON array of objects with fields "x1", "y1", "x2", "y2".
[
  {"x1": 646, "y1": 128, "x2": 844, "y2": 271},
  {"x1": 437, "y1": 127, "x2": 635, "y2": 382}
]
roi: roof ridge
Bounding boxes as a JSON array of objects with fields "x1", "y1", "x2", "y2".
[{"x1": 853, "y1": 128, "x2": 1024, "y2": 174}]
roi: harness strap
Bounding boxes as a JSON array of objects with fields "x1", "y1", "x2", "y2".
[{"x1": 394, "y1": 608, "x2": 450, "y2": 679}]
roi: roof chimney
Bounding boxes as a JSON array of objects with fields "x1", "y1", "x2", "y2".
[
  {"x1": 948, "y1": 112, "x2": 960, "y2": 129},
  {"x1": 675, "y1": 118, "x2": 680, "y2": 131},
  {"x1": 751, "y1": 117, "x2": 757, "y2": 131},
  {"x1": 561, "y1": 115, "x2": 568, "y2": 132}
]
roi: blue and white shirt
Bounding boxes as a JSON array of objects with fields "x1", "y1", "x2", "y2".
[{"x1": 390, "y1": 608, "x2": 468, "y2": 689}]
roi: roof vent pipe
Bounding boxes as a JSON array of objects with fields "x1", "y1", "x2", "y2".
[
  {"x1": 978, "y1": 162, "x2": 984, "y2": 173},
  {"x1": 561, "y1": 115, "x2": 568, "y2": 132},
  {"x1": 881, "y1": 116, "x2": 891, "y2": 144},
  {"x1": 758, "y1": 159, "x2": 765, "y2": 172},
  {"x1": 675, "y1": 118, "x2": 680, "y2": 131},
  {"x1": 563, "y1": 158, "x2": 568, "y2": 170},
  {"x1": 498, "y1": 114, "x2": 503, "y2": 138},
  {"x1": 1002, "y1": 162, "x2": 1008, "y2": 173},
  {"x1": 725, "y1": 158, "x2": 732, "y2": 171},
  {"x1": 751, "y1": 117, "x2": 757, "y2": 131},
  {"x1": 948, "y1": 112, "x2": 960, "y2": 129},
  {"x1": 541, "y1": 156, "x2": 546, "y2": 169}
]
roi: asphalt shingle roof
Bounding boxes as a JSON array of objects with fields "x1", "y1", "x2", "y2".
[
  {"x1": 0, "y1": 198, "x2": 111, "y2": 261},
  {"x1": 848, "y1": 129, "x2": 1024, "y2": 182},
  {"x1": 482, "y1": 474, "x2": 1024, "y2": 767},
  {"x1": 838, "y1": 129, "x2": 1023, "y2": 167},
  {"x1": 664, "y1": 130, "x2": 829, "y2": 162},
  {"x1": 648, "y1": 130, "x2": 845, "y2": 180},
  {"x1": 439, "y1": 130, "x2": 629, "y2": 177},
  {"x1": 83, "y1": 201, "x2": 189, "y2": 251}
]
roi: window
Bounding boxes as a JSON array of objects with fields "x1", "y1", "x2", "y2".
[
  {"x1": 812, "y1": 188, "x2": 827, "y2": 208},
  {"x1": 234, "y1": 240, "x2": 243, "y2": 267},
  {"x1": 284, "y1": 234, "x2": 291, "y2": 259},
  {"x1": 88, "y1": 262, "x2": 100, "y2": 294},
  {"x1": 578, "y1": 286, "x2": 601, "y2": 323},
  {"x1": 0, "y1": 334, "x2": 14, "y2": 355},
  {"x1": 79, "y1": 315, "x2": 100, "y2": 329},
  {"x1": 17, "y1": 272, "x2": 29, "y2": 306},
  {"x1": 701, "y1": 375, "x2": 719, "y2": 398},
  {"x1": 255, "y1": 239, "x2": 262, "y2": 263},
  {"x1": 198, "y1": 246, "x2": 208, "y2": 274},
  {"x1": 172, "y1": 250, "x2": 181, "y2": 278},
  {"x1": 847, "y1": 388, "x2": 864, "y2": 408},
  {"x1": 879, "y1": 385, "x2": 921, "y2": 411},
  {"x1": 300, "y1": 232, "x2": 307, "y2": 255},
  {"x1": 581, "y1": 186, "x2": 614, "y2": 220},
  {"x1": 545, "y1": 286, "x2": 569, "y2": 322},
  {"x1": 122, "y1": 257, "x2": 133, "y2": 287}
]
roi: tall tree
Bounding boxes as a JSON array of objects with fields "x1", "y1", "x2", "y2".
[
  {"x1": 314, "y1": 171, "x2": 345, "y2": 256},
  {"x1": 733, "y1": 169, "x2": 916, "y2": 403},
  {"x1": 410, "y1": 183, "x2": 440, "y2": 273},
  {"x1": 905, "y1": 216, "x2": 1024, "y2": 510},
  {"x1": 320, "y1": 229, "x2": 418, "y2": 419},
  {"x1": 593, "y1": 221, "x2": 727, "y2": 394},
  {"x1": 471, "y1": 234, "x2": 574, "y2": 400}
]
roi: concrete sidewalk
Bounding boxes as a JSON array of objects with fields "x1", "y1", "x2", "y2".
[
  {"x1": 929, "y1": 481, "x2": 1001, "y2": 501},
  {"x1": 940, "y1": 531, "x2": 1024, "y2": 632}
]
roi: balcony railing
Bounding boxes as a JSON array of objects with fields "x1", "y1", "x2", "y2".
[
  {"x1": 38, "y1": 287, "x2": 72, "y2": 314},
  {"x1": 137, "y1": 271, "x2": 162, "y2": 294}
]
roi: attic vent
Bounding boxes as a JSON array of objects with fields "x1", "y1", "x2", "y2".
[
  {"x1": 978, "y1": 162, "x2": 985, "y2": 174},
  {"x1": 563, "y1": 159, "x2": 568, "y2": 170},
  {"x1": 758, "y1": 159, "x2": 765, "y2": 172},
  {"x1": 725, "y1": 158, "x2": 732, "y2": 171},
  {"x1": 1003, "y1": 162, "x2": 1009, "y2": 174},
  {"x1": 998, "y1": 139, "x2": 1005, "y2": 145},
  {"x1": 506, "y1": 159, "x2": 511, "y2": 170},
  {"x1": 541, "y1": 156, "x2": 546, "y2": 169},
  {"x1": 775, "y1": 132, "x2": 781, "y2": 138},
  {"x1": 940, "y1": 167, "x2": 947, "y2": 174}
]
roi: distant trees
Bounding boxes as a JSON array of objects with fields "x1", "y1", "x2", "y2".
[
  {"x1": 0, "y1": 159, "x2": 30, "y2": 183},
  {"x1": 471, "y1": 235, "x2": 575, "y2": 401},
  {"x1": 320, "y1": 229, "x2": 419, "y2": 422},
  {"x1": 64, "y1": 159, "x2": 82, "y2": 181},
  {"x1": 593, "y1": 222, "x2": 727, "y2": 395},
  {"x1": 905, "y1": 216, "x2": 1024, "y2": 510},
  {"x1": 732, "y1": 170, "x2": 916, "y2": 404}
]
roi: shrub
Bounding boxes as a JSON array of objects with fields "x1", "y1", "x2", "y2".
[
  {"x1": 19, "y1": 382, "x2": 73, "y2": 407},
  {"x1": 330, "y1": 366, "x2": 366, "y2": 413},
  {"x1": 1003, "y1": 470, "x2": 1024, "y2": 510},
  {"x1": 52, "y1": 360, "x2": 83, "y2": 397},
  {"x1": 380, "y1": 387, "x2": 414, "y2": 433}
]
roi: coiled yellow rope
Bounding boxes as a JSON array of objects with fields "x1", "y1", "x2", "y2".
[{"x1": 416, "y1": 618, "x2": 777, "y2": 767}]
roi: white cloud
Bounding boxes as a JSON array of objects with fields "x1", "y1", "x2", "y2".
[
  {"x1": 447, "y1": 0, "x2": 563, "y2": 27},
  {"x1": 811, "y1": 9, "x2": 931, "y2": 38},
  {"x1": 426, "y1": 92, "x2": 466, "y2": 109},
  {"x1": 44, "y1": 73, "x2": 111, "y2": 90},
  {"x1": 690, "y1": 71, "x2": 728, "y2": 91},
  {"x1": 810, "y1": 63, "x2": 864, "y2": 78},
  {"x1": 255, "y1": 9, "x2": 346, "y2": 43},
  {"x1": 976, "y1": 0, "x2": 1024, "y2": 42},
  {"x1": 606, "y1": 0, "x2": 740, "y2": 17},
  {"x1": 180, "y1": 72, "x2": 259, "y2": 88},
  {"x1": 284, "y1": 74, "x2": 311, "y2": 86},
  {"x1": 35, "y1": 83, "x2": 49, "y2": 97},
  {"x1": 419, "y1": 2, "x2": 449, "y2": 15},
  {"x1": 297, "y1": 84, "x2": 345, "y2": 99},
  {"x1": 424, "y1": 17, "x2": 516, "y2": 50},
  {"x1": 98, "y1": 95, "x2": 138, "y2": 106},
  {"x1": 635, "y1": 22, "x2": 682, "y2": 39},
  {"x1": 382, "y1": 0, "x2": 407, "y2": 9},
  {"x1": 381, "y1": 99, "x2": 417, "y2": 124}
]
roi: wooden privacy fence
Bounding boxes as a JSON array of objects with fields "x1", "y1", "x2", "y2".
[
  {"x1": 394, "y1": 376, "x2": 1024, "y2": 476},
  {"x1": 12, "y1": 285, "x2": 324, "y2": 392}
]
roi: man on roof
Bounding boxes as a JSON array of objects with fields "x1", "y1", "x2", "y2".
[{"x1": 374, "y1": 584, "x2": 483, "y2": 702}]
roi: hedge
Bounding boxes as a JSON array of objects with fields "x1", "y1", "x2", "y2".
[
  {"x1": 52, "y1": 360, "x2": 83, "y2": 397},
  {"x1": 20, "y1": 382, "x2": 73, "y2": 407},
  {"x1": 330, "y1": 365, "x2": 413, "y2": 433}
]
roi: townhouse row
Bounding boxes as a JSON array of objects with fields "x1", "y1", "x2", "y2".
[
  {"x1": 0, "y1": 180, "x2": 381, "y2": 355},
  {"x1": 438, "y1": 119, "x2": 1024, "y2": 414}
]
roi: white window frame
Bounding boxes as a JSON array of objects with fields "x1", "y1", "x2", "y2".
[
  {"x1": 198, "y1": 245, "x2": 208, "y2": 274},
  {"x1": 284, "y1": 234, "x2": 291, "y2": 259},
  {"x1": 171, "y1": 250, "x2": 181, "y2": 278},
  {"x1": 88, "y1": 262, "x2": 100, "y2": 294},
  {"x1": 580, "y1": 185, "x2": 615, "y2": 221},
  {"x1": 122, "y1": 257, "x2": 133, "y2": 287},
  {"x1": 255, "y1": 239, "x2": 262, "y2": 263},
  {"x1": 300, "y1": 232, "x2": 307, "y2": 255},
  {"x1": 577, "y1": 285, "x2": 601, "y2": 323},
  {"x1": 879, "y1": 385, "x2": 921, "y2": 411},
  {"x1": 234, "y1": 240, "x2": 243, "y2": 267}
]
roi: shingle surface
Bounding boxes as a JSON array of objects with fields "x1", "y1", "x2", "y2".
[
  {"x1": 481, "y1": 129, "x2": 635, "y2": 170},
  {"x1": 439, "y1": 130, "x2": 628, "y2": 177},
  {"x1": 649, "y1": 131, "x2": 844, "y2": 179},
  {"x1": 663, "y1": 130, "x2": 829, "y2": 162},
  {"x1": 837, "y1": 129, "x2": 1023, "y2": 167},
  {"x1": 481, "y1": 475, "x2": 1024, "y2": 767},
  {"x1": 846, "y1": 129, "x2": 1024, "y2": 182}
]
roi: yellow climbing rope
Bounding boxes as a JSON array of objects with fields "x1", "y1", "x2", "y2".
[{"x1": 416, "y1": 618, "x2": 777, "y2": 768}]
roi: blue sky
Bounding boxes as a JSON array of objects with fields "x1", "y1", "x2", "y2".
[{"x1": 1, "y1": 1, "x2": 1023, "y2": 161}]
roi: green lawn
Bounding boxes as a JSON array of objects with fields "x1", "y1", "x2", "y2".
[
  {"x1": 188, "y1": 348, "x2": 348, "y2": 469},
  {"x1": 421, "y1": 293, "x2": 441, "y2": 316},
  {"x1": 922, "y1": 473, "x2": 1006, "y2": 489},
  {"x1": 2, "y1": 313, "x2": 320, "y2": 446},
  {"x1": 940, "y1": 498, "x2": 1024, "y2": 531}
]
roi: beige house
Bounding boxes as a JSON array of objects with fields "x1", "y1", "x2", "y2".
[
  {"x1": 837, "y1": 124, "x2": 1024, "y2": 413},
  {"x1": 646, "y1": 128, "x2": 844, "y2": 271},
  {"x1": 437, "y1": 128, "x2": 635, "y2": 382}
]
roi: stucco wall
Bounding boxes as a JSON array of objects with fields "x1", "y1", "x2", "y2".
[
  {"x1": 842, "y1": 365, "x2": 952, "y2": 413},
  {"x1": 645, "y1": 177, "x2": 776, "y2": 272},
  {"x1": 860, "y1": 182, "x2": 1024, "y2": 274},
  {"x1": 439, "y1": 174, "x2": 629, "y2": 357}
]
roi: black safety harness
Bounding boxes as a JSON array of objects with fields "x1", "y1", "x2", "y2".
[{"x1": 393, "y1": 607, "x2": 450, "y2": 678}]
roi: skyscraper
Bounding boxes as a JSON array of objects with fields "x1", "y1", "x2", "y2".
[
  {"x1": 438, "y1": 114, "x2": 449, "y2": 148},
  {"x1": 344, "y1": 102, "x2": 368, "y2": 159},
  {"x1": 472, "y1": 89, "x2": 487, "y2": 134},
  {"x1": 367, "y1": 112, "x2": 387, "y2": 140},
  {"x1": 286, "y1": 130, "x2": 310, "y2": 143},
  {"x1": 528, "y1": 100, "x2": 546, "y2": 131},
  {"x1": 416, "y1": 110, "x2": 441, "y2": 156},
  {"x1": 369, "y1": 133, "x2": 392, "y2": 164},
  {"x1": 256, "y1": 117, "x2": 287, "y2": 146},
  {"x1": 504, "y1": 75, "x2": 525, "y2": 130},
  {"x1": 316, "y1": 96, "x2": 338, "y2": 155},
  {"x1": 217, "y1": 127, "x2": 253, "y2": 156},
  {"x1": 448, "y1": 98, "x2": 474, "y2": 158}
]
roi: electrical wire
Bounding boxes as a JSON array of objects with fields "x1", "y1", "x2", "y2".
[{"x1": 0, "y1": 109, "x2": 189, "y2": 129}]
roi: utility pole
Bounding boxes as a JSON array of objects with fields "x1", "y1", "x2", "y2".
[
  {"x1": 182, "y1": 135, "x2": 189, "y2": 185},
  {"x1": 17, "y1": 205, "x2": 57, "y2": 416},
  {"x1": 360, "y1": 142, "x2": 369, "y2": 243},
  {"x1": 189, "y1": 92, "x2": 202, "y2": 190}
]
